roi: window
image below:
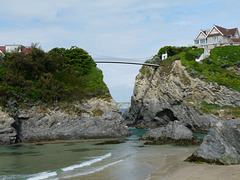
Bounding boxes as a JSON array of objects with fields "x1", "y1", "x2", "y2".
[
  {"x1": 200, "y1": 39, "x2": 206, "y2": 44},
  {"x1": 213, "y1": 36, "x2": 218, "y2": 43},
  {"x1": 194, "y1": 40, "x2": 199, "y2": 44}
]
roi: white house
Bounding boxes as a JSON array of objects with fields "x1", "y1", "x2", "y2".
[
  {"x1": 0, "y1": 44, "x2": 31, "y2": 54},
  {"x1": 194, "y1": 25, "x2": 240, "y2": 50}
]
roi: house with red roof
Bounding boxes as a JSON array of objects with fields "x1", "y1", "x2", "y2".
[
  {"x1": 0, "y1": 44, "x2": 31, "y2": 55},
  {"x1": 194, "y1": 25, "x2": 240, "y2": 50}
]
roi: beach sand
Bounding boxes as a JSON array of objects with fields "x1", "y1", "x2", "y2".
[{"x1": 149, "y1": 149, "x2": 240, "y2": 180}]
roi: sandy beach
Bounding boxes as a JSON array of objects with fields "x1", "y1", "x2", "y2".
[
  {"x1": 149, "y1": 149, "x2": 240, "y2": 180},
  {"x1": 2, "y1": 139, "x2": 240, "y2": 180}
]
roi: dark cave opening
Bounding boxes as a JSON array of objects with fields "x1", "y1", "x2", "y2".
[
  {"x1": 11, "y1": 115, "x2": 22, "y2": 143},
  {"x1": 154, "y1": 109, "x2": 178, "y2": 126}
]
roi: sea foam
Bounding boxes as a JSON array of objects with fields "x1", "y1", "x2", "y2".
[
  {"x1": 27, "y1": 171, "x2": 57, "y2": 180},
  {"x1": 62, "y1": 159, "x2": 124, "y2": 179},
  {"x1": 0, "y1": 171, "x2": 57, "y2": 180},
  {"x1": 61, "y1": 152, "x2": 112, "y2": 172}
]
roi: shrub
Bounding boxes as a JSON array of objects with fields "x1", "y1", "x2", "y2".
[
  {"x1": 0, "y1": 45, "x2": 109, "y2": 107},
  {"x1": 181, "y1": 46, "x2": 240, "y2": 91}
]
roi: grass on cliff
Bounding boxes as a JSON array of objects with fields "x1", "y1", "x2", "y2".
[
  {"x1": 199, "y1": 101, "x2": 240, "y2": 119},
  {"x1": 181, "y1": 46, "x2": 240, "y2": 91},
  {"x1": 0, "y1": 45, "x2": 110, "y2": 107},
  {"x1": 151, "y1": 46, "x2": 240, "y2": 92}
]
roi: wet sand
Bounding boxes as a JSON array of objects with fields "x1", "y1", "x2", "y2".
[{"x1": 149, "y1": 149, "x2": 240, "y2": 180}]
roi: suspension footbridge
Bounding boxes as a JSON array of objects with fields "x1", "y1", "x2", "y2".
[
  {"x1": 93, "y1": 55, "x2": 159, "y2": 67},
  {"x1": 94, "y1": 60, "x2": 159, "y2": 67}
]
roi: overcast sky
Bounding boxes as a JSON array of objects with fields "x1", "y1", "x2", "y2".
[{"x1": 1, "y1": 0, "x2": 239, "y2": 102}]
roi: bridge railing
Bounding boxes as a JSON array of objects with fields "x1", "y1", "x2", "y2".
[{"x1": 94, "y1": 61, "x2": 159, "y2": 67}]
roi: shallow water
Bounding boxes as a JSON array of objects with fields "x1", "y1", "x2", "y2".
[{"x1": 0, "y1": 132, "x2": 196, "y2": 180}]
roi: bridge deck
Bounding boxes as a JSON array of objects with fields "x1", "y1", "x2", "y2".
[{"x1": 94, "y1": 61, "x2": 159, "y2": 67}]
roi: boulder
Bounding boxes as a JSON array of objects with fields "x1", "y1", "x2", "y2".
[
  {"x1": 188, "y1": 119, "x2": 240, "y2": 165},
  {"x1": 143, "y1": 121, "x2": 193, "y2": 140}
]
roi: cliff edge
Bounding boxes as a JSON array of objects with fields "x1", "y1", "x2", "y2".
[{"x1": 124, "y1": 60, "x2": 240, "y2": 132}]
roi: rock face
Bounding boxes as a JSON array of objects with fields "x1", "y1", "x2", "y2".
[
  {"x1": 124, "y1": 60, "x2": 240, "y2": 132},
  {"x1": 188, "y1": 119, "x2": 240, "y2": 165},
  {"x1": 0, "y1": 98, "x2": 130, "y2": 144},
  {"x1": 142, "y1": 121, "x2": 193, "y2": 140},
  {"x1": 0, "y1": 108, "x2": 17, "y2": 144}
]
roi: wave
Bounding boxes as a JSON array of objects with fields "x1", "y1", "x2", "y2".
[
  {"x1": 27, "y1": 171, "x2": 57, "y2": 180},
  {"x1": 0, "y1": 171, "x2": 57, "y2": 180},
  {"x1": 62, "y1": 159, "x2": 123, "y2": 179},
  {"x1": 1, "y1": 152, "x2": 114, "y2": 180},
  {"x1": 61, "y1": 152, "x2": 112, "y2": 172}
]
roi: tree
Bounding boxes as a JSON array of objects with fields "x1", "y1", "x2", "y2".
[
  {"x1": 63, "y1": 48, "x2": 96, "y2": 75},
  {"x1": 157, "y1": 46, "x2": 189, "y2": 60},
  {"x1": 158, "y1": 46, "x2": 178, "y2": 58},
  {"x1": 0, "y1": 45, "x2": 109, "y2": 106},
  {"x1": 48, "y1": 47, "x2": 66, "y2": 57}
]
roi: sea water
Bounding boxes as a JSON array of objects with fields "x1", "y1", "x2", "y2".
[
  {"x1": 0, "y1": 109, "x2": 197, "y2": 180},
  {"x1": 0, "y1": 135, "x2": 196, "y2": 180}
]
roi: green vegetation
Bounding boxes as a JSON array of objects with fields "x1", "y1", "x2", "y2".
[
  {"x1": 181, "y1": 46, "x2": 240, "y2": 91},
  {"x1": 199, "y1": 101, "x2": 240, "y2": 119},
  {"x1": 179, "y1": 71, "x2": 191, "y2": 85},
  {"x1": 153, "y1": 45, "x2": 240, "y2": 92},
  {"x1": 92, "y1": 108, "x2": 104, "y2": 117},
  {"x1": 0, "y1": 45, "x2": 109, "y2": 107},
  {"x1": 144, "y1": 46, "x2": 203, "y2": 76},
  {"x1": 184, "y1": 157, "x2": 211, "y2": 164},
  {"x1": 158, "y1": 46, "x2": 195, "y2": 59},
  {"x1": 159, "y1": 46, "x2": 203, "y2": 65},
  {"x1": 139, "y1": 66, "x2": 152, "y2": 78},
  {"x1": 147, "y1": 46, "x2": 203, "y2": 66},
  {"x1": 144, "y1": 137, "x2": 202, "y2": 146}
]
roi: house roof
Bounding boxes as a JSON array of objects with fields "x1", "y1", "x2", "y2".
[
  {"x1": 207, "y1": 33, "x2": 221, "y2": 37},
  {"x1": 195, "y1": 25, "x2": 240, "y2": 40},
  {"x1": 195, "y1": 30, "x2": 207, "y2": 39},
  {"x1": 213, "y1": 25, "x2": 238, "y2": 37},
  {"x1": 0, "y1": 46, "x2": 6, "y2": 52},
  {"x1": 202, "y1": 30, "x2": 208, "y2": 35},
  {"x1": 231, "y1": 38, "x2": 240, "y2": 42},
  {"x1": 21, "y1": 47, "x2": 31, "y2": 54}
]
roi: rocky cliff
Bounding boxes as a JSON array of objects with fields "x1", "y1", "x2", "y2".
[
  {"x1": 0, "y1": 108, "x2": 16, "y2": 144},
  {"x1": 124, "y1": 60, "x2": 240, "y2": 132},
  {"x1": 0, "y1": 98, "x2": 130, "y2": 144}
]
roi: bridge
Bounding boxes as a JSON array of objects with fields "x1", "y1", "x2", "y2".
[{"x1": 94, "y1": 60, "x2": 159, "y2": 67}]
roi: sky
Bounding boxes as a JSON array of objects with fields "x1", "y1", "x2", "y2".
[{"x1": 1, "y1": 0, "x2": 240, "y2": 102}]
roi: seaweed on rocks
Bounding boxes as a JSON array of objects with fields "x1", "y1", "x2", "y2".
[{"x1": 144, "y1": 136, "x2": 202, "y2": 146}]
